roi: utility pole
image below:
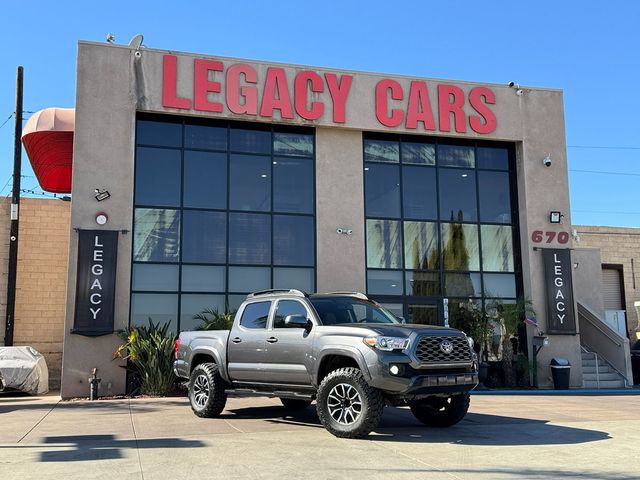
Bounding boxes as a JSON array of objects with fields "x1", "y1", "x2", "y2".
[{"x1": 4, "y1": 66, "x2": 23, "y2": 346}]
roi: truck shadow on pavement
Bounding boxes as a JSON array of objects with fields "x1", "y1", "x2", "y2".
[
  {"x1": 223, "y1": 405, "x2": 611, "y2": 446},
  {"x1": 29, "y1": 435, "x2": 204, "y2": 462}
]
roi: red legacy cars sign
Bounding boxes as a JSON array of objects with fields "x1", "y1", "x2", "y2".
[{"x1": 162, "y1": 55, "x2": 497, "y2": 134}]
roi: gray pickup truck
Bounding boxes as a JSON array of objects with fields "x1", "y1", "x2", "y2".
[{"x1": 174, "y1": 290, "x2": 478, "y2": 438}]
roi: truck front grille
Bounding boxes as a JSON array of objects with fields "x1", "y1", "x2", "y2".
[{"x1": 414, "y1": 335, "x2": 472, "y2": 364}]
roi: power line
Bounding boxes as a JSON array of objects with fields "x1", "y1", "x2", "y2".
[
  {"x1": 0, "y1": 113, "x2": 13, "y2": 130},
  {"x1": 0, "y1": 175, "x2": 12, "y2": 196},
  {"x1": 569, "y1": 169, "x2": 640, "y2": 177},
  {"x1": 573, "y1": 209, "x2": 640, "y2": 215},
  {"x1": 568, "y1": 145, "x2": 640, "y2": 150}
]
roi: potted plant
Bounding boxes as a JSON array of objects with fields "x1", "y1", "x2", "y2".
[
  {"x1": 113, "y1": 319, "x2": 178, "y2": 396},
  {"x1": 487, "y1": 298, "x2": 536, "y2": 388},
  {"x1": 458, "y1": 299, "x2": 491, "y2": 383}
]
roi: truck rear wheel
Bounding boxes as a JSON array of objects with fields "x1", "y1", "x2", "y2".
[
  {"x1": 189, "y1": 363, "x2": 227, "y2": 418},
  {"x1": 280, "y1": 398, "x2": 312, "y2": 410},
  {"x1": 409, "y1": 393, "x2": 470, "y2": 427},
  {"x1": 316, "y1": 367, "x2": 384, "y2": 438}
]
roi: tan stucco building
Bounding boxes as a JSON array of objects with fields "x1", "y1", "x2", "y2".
[{"x1": 4, "y1": 40, "x2": 637, "y2": 396}]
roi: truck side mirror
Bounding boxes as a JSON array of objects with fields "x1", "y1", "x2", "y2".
[{"x1": 284, "y1": 314, "x2": 310, "y2": 329}]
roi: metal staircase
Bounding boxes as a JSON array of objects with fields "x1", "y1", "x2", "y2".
[
  {"x1": 581, "y1": 347, "x2": 626, "y2": 389},
  {"x1": 577, "y1": 302, "x2": 633, "y2": 389}
]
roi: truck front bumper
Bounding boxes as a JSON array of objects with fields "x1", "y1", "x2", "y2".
[
  {"x1": 365, "y1": 350, "x2": 479, "y2": 397},
  {"x1": 399, "y1": 372, "x2": 479, "y2": 395}
]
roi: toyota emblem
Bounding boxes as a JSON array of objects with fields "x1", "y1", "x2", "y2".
[{"x1": 440, "y1": 340, "x2": 454, "y2": 354}]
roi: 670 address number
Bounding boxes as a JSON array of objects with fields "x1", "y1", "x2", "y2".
[{"x1": 531, "y1": 230, "x2": 570, "y2": 244}]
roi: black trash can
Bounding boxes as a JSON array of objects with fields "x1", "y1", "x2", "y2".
[
  {"x1": 550, "y1": 358, "x2": 571, "y2": 390},
  {"x1": 631, "y1": 351, "x2": 640, "y2": 386}
]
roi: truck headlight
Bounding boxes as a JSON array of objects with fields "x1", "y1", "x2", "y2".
[
  {"x1": 467, "y1": 336, "x2": 474, "y2": 350},
  {"x1": 364, "y1": 336, "x2": 409, "y2": 351}
]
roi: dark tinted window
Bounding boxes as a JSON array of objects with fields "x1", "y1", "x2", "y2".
[
  {"x1": 240, "y1": 301, "x2": 271, "y2": 329},
  {"x1": 182, "y1": 210, "x2": 226, "y2": 263},
  {"x1": 135, "y1": 148, "x2": 181, "y2": 207},
  {"x1": 439, "y1": 169, "x2": 477, "y2": 222},
  {"x1": 137, "y1": 120, "x2": 182, "y2": 147},
  {"x1": 438, "y1": 145, "x2": 474, "y2": 168},
  {"x1": 364, "y1": 139, "x2": 399, "y2": 163},
  {"x1": 401, "y1": 142, "x2": 435, "y2": 165},
  {"x1": 184, "y1": 151, "x2": 227, "y2": 209},
  {"x1": 229, "y1": 154, "x2": 271, "y2": 211},
  {"x1": 405, "y1": 271, "x2": 440, "y2": 296},
  {"x1": 365, "y1": 163, "x2": 400, "y2": 218},
  {"x1": 477, "y1": 147, "x2": 508, "y2": 170},
  {"x1": 273, "y1": 215, "x2": 315, "y2": 266},
  {"x1": 274, "y1": 300, "x2": 308, "y2": 328},
  {"x1": 230, "y1": 128, "x2": 271, "y2": 154},
  {"x1": 310, "y1": 297, "x2": 398, "y2": 325},
  {"x1": 273, "y1": 133, "x2": 313, "y2": 156},
  {"x1": 229, "y1": 213, "x2": 271, "y2": 264},
  {"x1": 273, "y1": 158, "x2": 313, "y2": 213},
  {"x1": 184, "y1": 124, "x2": 227, "y2": 150},
  {"x1": 402, "y1": 166, "x2": 437, "y2": 220},
  {"x1": 478, "y1": 171, "x2": 512, "y2": 223},
  {"x1": 367, "y1": 270, "x2": 403, "y2": 295}
]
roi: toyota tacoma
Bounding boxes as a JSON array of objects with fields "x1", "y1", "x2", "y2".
[{"x1": 174, "y1": 290, "x2": 478, "y2": 438}]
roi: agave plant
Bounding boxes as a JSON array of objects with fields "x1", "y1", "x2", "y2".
[
  {"x1": 114, "y1": 319, "x2": 177, "y2": 396},
  {"x1": 194, "y1": 307, "x2": 235, "y2": 331}
]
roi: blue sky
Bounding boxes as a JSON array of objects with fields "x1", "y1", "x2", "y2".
[{"x1": 0, "y1": 1, "x2": 638, "y2": 226}]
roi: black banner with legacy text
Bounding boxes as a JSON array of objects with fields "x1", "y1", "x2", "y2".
[
  {"x1": 542, "y1": 248, "x2": 576, "y2": 334},
  {"x1": 73, "y1": 230, "x2": 119, "y2": 336}
]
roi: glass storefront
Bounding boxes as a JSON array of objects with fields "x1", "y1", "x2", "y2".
[
  {"x1": 363, "y1": 134, "x2": 520, "y2": 326},
  {"x1": 130, "y1": 115, "x2": 316, "y2": 332}
]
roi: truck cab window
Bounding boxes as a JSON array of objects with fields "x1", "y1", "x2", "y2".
[
  {"x1": 274, "y1": 300, "x2": 307, "y2": 328},
  {"x1": 240, "y1": 301, "x2": 271, "y2": 329}
]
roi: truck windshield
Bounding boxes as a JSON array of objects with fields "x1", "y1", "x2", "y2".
[{"x1": 309, "y1": 297, "x2": 399, "y2": 325}]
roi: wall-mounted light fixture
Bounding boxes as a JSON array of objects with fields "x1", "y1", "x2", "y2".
[
  {"x1": 94, "y1": 189, "x2": 111, "y2": 202},
  {"x1": 549, "y1": 211, "x2": 563, "y2": 224},
  {"x1": 95, "y1": 213, "x2": 108, "y2": 226}
]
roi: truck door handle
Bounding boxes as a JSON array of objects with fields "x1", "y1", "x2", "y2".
[
  {"x1": 266, "y1": 337, "x2": 278, "y2": 343},
  {"x1": 232, "y1": 337, "x2": 242, "y2": 344}
]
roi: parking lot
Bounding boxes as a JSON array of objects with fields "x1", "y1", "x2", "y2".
[{"x1": 1, "y1": 392, "x2": 639, "y2": 479}]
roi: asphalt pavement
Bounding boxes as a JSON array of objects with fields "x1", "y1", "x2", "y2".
[{"x1": 1, "y1": 392, "x2": 638, "y2": 479}]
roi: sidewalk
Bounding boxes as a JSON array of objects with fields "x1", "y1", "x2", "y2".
[{"x1": 1, "y1": 392, "x2": 639, "y2": 479}]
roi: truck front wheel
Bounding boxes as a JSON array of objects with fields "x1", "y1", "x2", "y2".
[
  {"x1": 316, "y1": 367, "x2": 384, "y2": 438},
  {"x1": 189, "y1": 363, "x2": 227, "y2": 418},
  {"x1": 409, "y1": 393, "x2": 470, "y2": 427}
]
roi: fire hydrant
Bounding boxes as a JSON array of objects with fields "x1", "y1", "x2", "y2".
[{"x1": 89, "y1": 368, "x2": 101, "y2": 401}]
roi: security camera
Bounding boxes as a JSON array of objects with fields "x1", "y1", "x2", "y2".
[
  {"x1": 508, "y1": 81, "x2": 515, "y2": 88},
  {"x1": 543, "y1": 155, "x2": 552, "y2": 167},
  {"x1": 134, "y1": 50, "x2": 142, "y2": 59}
]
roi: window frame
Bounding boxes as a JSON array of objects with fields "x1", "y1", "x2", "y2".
[
  {"x1": 363, "y1": 133, "x2": 522, "y2": 324},
  {"x1": 271, "y1": 298, "x2": 314, "y2": 330},
  {"x1": 130, "y1": 115, "x2": 317, "y2": 332}
]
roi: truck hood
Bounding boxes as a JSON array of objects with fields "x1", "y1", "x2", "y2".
[{"x1": 331, "y1": 323, "x2": 466, "y2": 338}]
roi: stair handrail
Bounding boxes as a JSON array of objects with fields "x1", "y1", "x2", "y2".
[
  {"x1": 578, "y1": 302, "x2": 631, "y2": 387},
  {"x1": 577, "y1": 303, "x2": 622, "y2": 347}
]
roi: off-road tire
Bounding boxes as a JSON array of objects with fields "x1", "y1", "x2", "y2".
[
  {"x1": 316, "y1": 367, "x2": 384, "y2": 438},
  {"x1": 409, "y1": 393, "x2": 470, "y2": 427},
  {"x1": 280, "y1": 398, "x2": 312, "y2": 410},
  {"x1": 188, "y1": 363, "x2": 227, "y2": 418}
]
